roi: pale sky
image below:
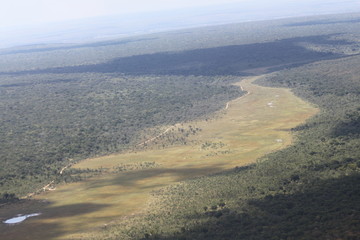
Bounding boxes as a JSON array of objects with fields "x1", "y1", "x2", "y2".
[
  {"x1": 0, "y1": 0, "x2": 247, "y2": 28},
  {"x1": 0, "y1": 0, "x2": 359, "y2": 48},
  {"x1": 2, "y1": 0, "x2": 359, "y2": 29}
]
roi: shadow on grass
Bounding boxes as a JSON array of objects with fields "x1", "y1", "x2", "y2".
[
  {"x1": 86, "y1": 164, "x2": 228, "y2": 191},
  {"x1": 0, "y1": 165, "x2": 233, "y2": 239},
  {"x1": 0, "y1": 201, "x2": 110, "y2": 240},
  {"x1": 42, "y1": 202, "x2": 110, "y2": 219},
  {"x1": 148, "y1": 174, "x2": 360, "y2": 240},
  {"x1": 0, "y1": 221, "x2": 63, "y2": 240},
  {"x1": 2, "y1": 34, "x2": 348, "y2": 77}
]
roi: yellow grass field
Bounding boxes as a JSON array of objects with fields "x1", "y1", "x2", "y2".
[{"x1": 0, "y1": 75, "x2": 318, "y2": 239}]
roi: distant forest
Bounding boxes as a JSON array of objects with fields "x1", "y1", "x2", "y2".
[
  {"x1": 0, "y1": 14, "x2": 360, "y2": 240},
  {"x1": 91, "y1": 14, "x2": 360, "y2": 239}
]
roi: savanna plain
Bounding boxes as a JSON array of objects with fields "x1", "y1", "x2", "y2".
[{"x1": 1, "y1": 12, "x2": 360, "y2": 240}]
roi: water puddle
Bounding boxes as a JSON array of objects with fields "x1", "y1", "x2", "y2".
[{"x1": 3, "y1": 213, "x2": 41, "y2": 224}]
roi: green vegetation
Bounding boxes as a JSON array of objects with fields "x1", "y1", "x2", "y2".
[
  {"x1": 0, "y1": 73, "x2": 242, "y2": 196},
  {"x1": 91, "y1": 45, "x2": 360, "y2": 240},
  {"x1": 6, "y1": 12, "x2": 355, "y2": 198},
  {"x1": 1, "y1": 11, "x2": 360, "y2": 240},
  {"x1": 0, "y1": 73, "x2": 316, "y2": 240},
  {"x1": 0, "y1": 193, "x2": 19, "y2": 205}
]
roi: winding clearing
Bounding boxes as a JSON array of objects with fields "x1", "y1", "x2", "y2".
[{"x1": 0, "y1": 75, "x2": 318, "y2": 240}]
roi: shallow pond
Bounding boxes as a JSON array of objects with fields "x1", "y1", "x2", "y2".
[{"x1": 3, "y1": 213, "x2": 41, "y2": 224}]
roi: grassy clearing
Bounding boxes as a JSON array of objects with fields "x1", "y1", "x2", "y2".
[
  {"x1": 0, "y1": 75, "x2": 317, "y2": 239},
  {"x1": 76, "y1": 75, "x2": 317, "y2": 170}
]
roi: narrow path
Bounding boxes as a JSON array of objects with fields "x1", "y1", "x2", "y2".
[
  {"x1": 225, "y1": 84, "x2": 250, "y2": 110},
  {"x1": 139, "y1": 82, "x2": 248, "y2": 144},
  {"x1": 23, "y1": 123, "x2": 175, "y2": 199},
  {"x1": 136, "y1": 125, "x2": 178, "y2": 146},
  {"x1": 22, "y1": 181, "x2": 55, "y2": 199},
  {"x1": 22, "y1": 161, "x2": 71, "y2": 199},
  {"x1": 59, "y1": 163, "x2": 72, "y2": 175},
  {"x1": 19, "y1": 78, "x2": 250, "y2": 199}
]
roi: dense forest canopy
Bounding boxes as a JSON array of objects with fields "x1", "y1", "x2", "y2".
[{"x1": 0, "y1": 11, "x2": 360, "y2": 239}]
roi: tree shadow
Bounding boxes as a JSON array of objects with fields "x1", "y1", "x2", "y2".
[
  {"x1": 85, "y1": 164, "x2": 228, "y2": 191},
  {"x1": 149, "y1": 174, "x2": 360, "y2": 240},
  {"x1": 0, "y1": 201, "x2": 110, "y2": 240},
  {"x1": 331, "y1": 108, "x2": 360, "y2": 137},
  {"x1": 2, "y1": 34, "x2": 348, "y2": 77},
  {"x1": 42, "y1": 202, "x2": 110, "y2": 219},
  {"x1": 0, "y1": 165, "x2": 233, "y2": 239}
]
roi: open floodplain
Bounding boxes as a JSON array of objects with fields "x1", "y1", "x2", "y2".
[{"x1": 0, "y1": 74, "x2": 318, "y2": 239}]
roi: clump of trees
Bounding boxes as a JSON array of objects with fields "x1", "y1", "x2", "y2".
[{"x1": 0, "y1": 193, "x2": 19, "y2": 204}]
